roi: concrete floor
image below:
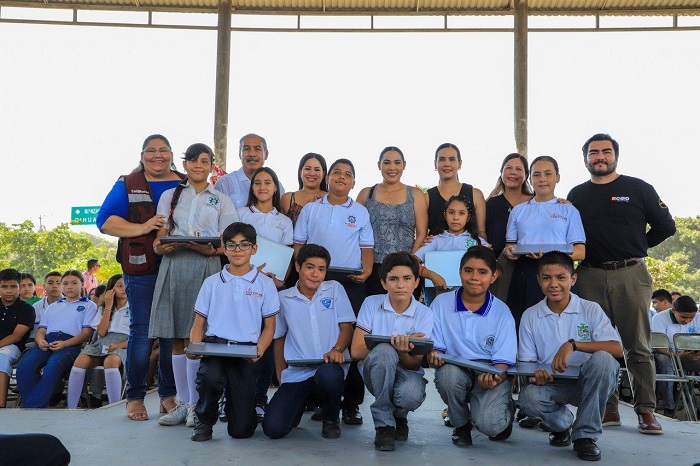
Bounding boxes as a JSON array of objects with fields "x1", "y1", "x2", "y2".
[{"x1": 3, "y1": 370, "x2": 700, "y2": 466}]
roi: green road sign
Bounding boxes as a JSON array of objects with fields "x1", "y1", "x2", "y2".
[{"x1": 71, "y1": 206, "x2": 100, "y2": 225}]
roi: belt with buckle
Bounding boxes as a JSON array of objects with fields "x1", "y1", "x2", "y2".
[{"x1": 582, "y1": 258, "x2": 642, "y2": 270}]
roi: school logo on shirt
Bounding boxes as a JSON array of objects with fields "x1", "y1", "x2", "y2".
[
  {"x1": 402, "y1": 326, "x2": 416, "y2": 336},
  {"x1": 465, "y1": 238, "x2": 477, "y2": 248},
  {"x1": 345, "y1": 215, "x2": 357, "y2": 228},
  {"x1": 207, "y1": 196, "x2": 220, "y2": 207},
  {"x1": 76, "y1": 306, "x2": 85, "y2": 312},
  {"x1": 550, "y1": 213, "x2": 568, "y2": 221},
  {"x1": 321, "y1": 298, "x2": 333, "y2": 309},
  {"x1": 611, "y1": 196, "x2": 630, "y2": 203},
  {"x1": 577, "y1": 323, "x2": 591, "y2": 341},
  {"x1": 482, "y1": 335, "x2": 495, "y2": 351},
  {"x1": 246, "y1": 289, "x2": 263, "y2": 299},
  {"x1": 659, "y1": 199, "x2": 668, "y2": 209}
]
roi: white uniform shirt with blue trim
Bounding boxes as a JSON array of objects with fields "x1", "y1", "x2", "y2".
[
  {"x1": 157, "y1": 182, "x2": 239, "y2": 237},
  {"x1": 90, "y1": 303, "x2": 130, "y2": 335},
  {"x1": 506, "y1": 198, "x2": 586, "y2": 246},
  {"x1": 38, "y1": 297, "x2": 98, "y2": 337},
  {"x1": 652, "y1": 309, "x2": 700, "y2": 351},
  {"x1": 414, "y1": 231, "x2": 489, "y2": 262},
  {"x1": 431, "y1": 289, "x2": 516, "y2": 366},
  {"x1": 356, "y1": 294, "x2": 434, "y2": 375},
  {"x1": 275, "y1": 280, "x2": 356, "y2": 384},
  {"x1": 195, "y1": 265, "x2": 280, "y2": 342},
  {"x1": 215, "y1": 167, "x2": 286, "y2": 209},
  {"x1": 518, "y1": 293, "x2": 620, "y2": 366},
  {"x1": 237, "y1": 206, "x2": 293, "y2": 245},
  {"x1": 293, "y1": 195, "x2": 374, "y2": 269}
]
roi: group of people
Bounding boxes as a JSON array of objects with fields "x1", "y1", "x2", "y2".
[{"x1": 0, "y1": 130, "x2": 682, "y2": 462}]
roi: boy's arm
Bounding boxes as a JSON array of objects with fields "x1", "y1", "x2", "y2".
[
  {"x1": 273, "y1": 336, "x2": 286, "y2": 384},
  {"x1": 255, "y1": 315, "x2": 276, "y2": 362},
  {"x1": 351, "y1": 248, "x2": 374, "y2": 284},
  {"x1": 187, "y1": 314, "x2": 207, "y2": 360},
  {"x1": 419, "y1": 267, "x2": 448, "y2": 291},
  {"x1": 324, "y1": 322, "x2": 353, "y2": 363},
  {"x1": 350, "y1": 327, "x2": 370, "y2": 360},
  {"x1": 391, "y1": 334, "x2": 424, "y2": 371},
  {"x1": 551, "y1": 339, "x2": 623, "y2": 373},
  {"x1": 0, "y1": 324, "x2": 31, "y2": 348},
  {"x1": 35, "y1": 328, "x2": 49, "y2": 350}
]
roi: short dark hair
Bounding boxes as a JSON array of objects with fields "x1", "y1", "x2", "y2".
[
  {"x1": 222, "y1": 222, "x2": 257, "y2": 245},
  {"x1": 530, "y1": 155, "x2": 559, "y2": 175},
  {"x1": 673, "y1": 296, "x2": 698, "y2": 314},
  {"x1": 379, "y1": 251, "x2": 420, "y2": 281},
  {"x1": 296, "y1": 244, "x2": 331, "y2": 268},
  {"x1": 94, "y1": 284, "x2": 107, "y2": 298},
  {"x1": 329, "y1": 158, "x2": 356, "y2": 177},
  {"x1": 20, "y1": 272, "x2": 36, "y2": 285},
  {"x1": 44, "y1": 271, "x2": 61, "y2": 281},
  {"x1": 378, "y1": 146, "x2": 405, "y2": 163},
  {"x1": 435, "y1": 143, "x2": 461, "y2": 162},
  {"x1": 671, "y1": 291, "x2": 681, "y2": 297},
  {"x1": 582, "y1": 133, "x2": 619, "y2": 158},
  {"x1": 87, "y1": 259, "x2": 99, "y2": 269},
  {"x1": 62, "y1": 270, "x2": 84, "y2": 283},
  {"x1": 537, "y1": 251, "x2": 575, "y2": 275},
  {"x1": 651, "y1": 289, "x2": 673, "y2": 303},
  {"x1": 459, "y1": 246, "x2": 497, "y2": 273},
  {"x1": 0, "y1": 268, "x2": 21, "y2": 283}
]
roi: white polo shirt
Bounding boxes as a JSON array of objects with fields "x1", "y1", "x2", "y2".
[
  {"x1": 215, "y1": 167, "x2": 286, "y2": 209},
  {"x1": 414, "y1": 231, "x2": 489, "y2": 262},
  {"x1": 652, "y1": 309, "x2": 700, "y2": 351},
  {"x1": 33, "y1": 297, "x2": 62, "y2": 325},
  {"x1": 519, "y1": 293, "x2": 620, "y2": 366},
  {"x1": 275, "y1": 280, "x2": 356, "y2": 384},
  {"x1": 157, "y1": 182, "x2": 239, "y2": 237},
  {"x1": 91, "y1": 303, "x2": 130, "y2": 335},
  {"x1": 194, "y1": 265, "x2": 280, "y2": 342},
  {"x1": 356, "y1": 294, "x2": 434, "y2": 375},
  {"x1": 431, "y1": 289, "x2": 516, "y2": 366},
  {"x1": 293, "y1": 195, "x2": 374, "y2": 269},
  {"x1": 39, "y1": 297, "x2": 98, "y2": 337},
  {"x1": 506, "y1": 198, "x2": 586, "y2": 246},
  {"x1": 237, "y1": 206, "x2": 293, "y2": 246}
]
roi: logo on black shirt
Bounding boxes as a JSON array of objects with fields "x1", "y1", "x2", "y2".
[
  {"x1": 611, "y1": 196, "x2": 630, "y2": 202},
  {"x1": 659, "y1": 199, "x2": 668, "y2": 209}
]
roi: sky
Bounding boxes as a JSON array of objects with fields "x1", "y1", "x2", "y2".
[{"x1": 1, "y1": 10, "x2": 699, "y2": 238}]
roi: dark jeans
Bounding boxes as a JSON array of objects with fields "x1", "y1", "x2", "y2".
[
  {"x1": 123, "y1": 272, "x2": 175, "y2": 401},
  {"x1": 195, "y1": 352, "x2": 261, "y2": 438},
  {"x1": 255, "y1": 343, "x2": 275, "y2": 407},
  {"x1": 0, "y1": 433, "x2": 70, "y2": 466},
  {"x1": 16, "y1": 332, "x2": 80, "y2": 408},
  {"x1": 263, "y1": 363, "x2": 345, "y2": 439}
]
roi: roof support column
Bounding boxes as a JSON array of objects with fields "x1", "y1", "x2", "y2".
[
  {"x1": 214, "y1": 0, "x2": 232, "y2": 170},
  {"x1": 514, "y1": 0, "x2": 528, "y2": 157}
]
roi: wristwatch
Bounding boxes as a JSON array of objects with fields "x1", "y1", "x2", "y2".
[
  {"x1": 568, "y1": 339, "x2": 577, "y2": 352},
  {"x1": 332, "y1": 346, "x2": 343, "y2": 353}
]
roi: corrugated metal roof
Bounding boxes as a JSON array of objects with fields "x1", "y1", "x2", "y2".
[{"x1": 2, "y1": 0, "x2": 700, "y2": 15}]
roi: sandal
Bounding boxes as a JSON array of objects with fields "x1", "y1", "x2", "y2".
[{"x1": 126, "y1": 400, "x2": 149, "y2": 421}]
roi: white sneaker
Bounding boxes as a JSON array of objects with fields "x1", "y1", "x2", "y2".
[
  {"x1": 159, "y1": 401, "x2": 187, "y2": 426},
  {"x1": 186, "y1": 403, "x2": 197, "y2": 427}
]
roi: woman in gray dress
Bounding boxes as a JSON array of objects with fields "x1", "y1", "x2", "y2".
[{"x1": 356, "y1": 146, "x2": 428, "y2": 296}]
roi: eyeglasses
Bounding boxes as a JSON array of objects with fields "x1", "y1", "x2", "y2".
[
  {"x1": 224, "y1": 241, "x2": 253, "y2": 251},
  {"x1": 142, "y1": 148, "x2": 172, "y2": 155}
]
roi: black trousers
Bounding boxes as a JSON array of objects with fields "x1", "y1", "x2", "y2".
[
  {"x1": 195, "y1": 352, "x2": 261, "y2": 439},
  {"x1": 0, "y1": 434, "x2": 70, "y2": 466}
]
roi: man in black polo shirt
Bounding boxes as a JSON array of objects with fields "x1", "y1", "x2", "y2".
[
  {"x1": 0, "y1": 268, "x2": 35, "y2": 407},
  {"x1": 568, "y1": 133, "x2": 675, "y2": 435}
]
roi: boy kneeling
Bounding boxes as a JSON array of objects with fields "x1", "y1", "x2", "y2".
[
  {"x1": 263, "y1": 244, "x2": 356, "y2": 439},
  {"x1": 351, "y1": 252, "x2": 434, "y2": 451},
  {"x1": 518, "y1": 252, "x2": 622, "y2": 461},
  {"x1": 189, "y1": 222, "x2": 279, "y2": 441}
]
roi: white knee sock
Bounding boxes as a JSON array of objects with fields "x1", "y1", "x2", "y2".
[
  {"x1": 104, "y1": 368, "x2": 123, "y2": 405},
  {"x1": 172, "y1": 354, "x2": 188, "y2": 404},
  {"x1": 186, "y1": 358, "x2": 200, "y2": 405},
  {"x1": 66, "y1": 367, "x2": 86, "y2": 409}
]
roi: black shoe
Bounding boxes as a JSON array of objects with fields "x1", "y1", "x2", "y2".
[
  {"x1": 322, "y1": 419, "x2": 341, "y2": 439},
  {"x1": 515, "y1": 409, "x2": 527, "y2": 422},
  {"x1": 451, "y1": 423, "x2": 473, "y2": 447},
  {"x1": 255, "y1": 404, "x2": 265, "y2": 423},
  {"x1": 663, "y1": 408, "x2": 675, "y2": 418},
  {"x1": 191, "y1": 421, "x2": 213, "y2": 442},
  {"x1": 518, "y1": 415, "x2": 540, "y2": 429},
  {"x1": 549, "y1": 428, "x2": 572, "y2": 447},
  {"x1": 489, "y1": 423, "x2": 513, "y2": 441},
  {"x1": 342, "y1": 406, "x2": 363, "y2": 425},
  {"x1": 394, "y1": 417, "x2": 409, "y2": 441},
  {"x1": 311, "y1": 408, "x2": 323, "y2": 422},
  {"x1": 374, "y1": 426, "x2": 396, "y2": 451},
  {"x1": 573, "y1": 438, "x2": 601, "y2": 461}
]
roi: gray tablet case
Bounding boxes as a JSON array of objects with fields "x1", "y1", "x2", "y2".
[
  {"x1": 286, "y1": 359, "x2": 326, "y2": 367},
  {"x1": 160, "y1": 236, "x2": 222, "y2": 249},
  {"x1": 512, "y1": 243, "x2": 574, "y2": 255},
  {"x1": 508, "y1": 362, "x2": 580, "y2": 379},
  {"x1": 439, "y1": 354, "x2": 507, "y2": 376},
  {"x1": 364, "y1": 334, "x2": 434, "y2": 356},
  {"x1": 327, "y1": 266, "x2": 363, "y2": 275},
  {"x1": 187, "y1": 342, "x2": 258, "y2": 358}
]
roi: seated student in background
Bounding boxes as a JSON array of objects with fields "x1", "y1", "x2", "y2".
[
  {"x1": 17, "y1": 270, "x2": 98, "y2": 408},
  {"x1": 428, "y1": 246, "x2": 516, "y2": 447},
  {"x1": 189, "y1": 222, "x2": 279, "y2": 442},
  {"x1": 29, "y1": 272, "x2": 63, "y2": 345},
  {"x1": 293, "y1": 158, "x2": 374, "y2": 425},
  {"x1": 351, "y1": 252, "x2": 433, "y2": 452},
  {"x1": 650, "y1": 289, "x2": 673, "y2": 324},
  {"x1": 518, "y1": 252, "x2": 623, "y2": 462},
  {"x1": 0, "y1": 269, "x2": 35, "y2": 408},
  {"x1": 651, "y1": 295, "x2": 700, "y2": 418},
  {"x1": 263, "y1": 244, "x2": 355, "y2": 440},
  {"x1": 66, "y1": 274, "x2": 130, "y2": 408},
  {"x1": 20, "y1": 273, "x2": 41, "y2": 306}
]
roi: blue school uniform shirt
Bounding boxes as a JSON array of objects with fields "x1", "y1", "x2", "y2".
[
  {"x1": 38, "y1": 297, "x2": 98, "y2": 337},
  {"x1": 414, "y1": 231, "x2": 489, "y2": 262},
  {"x1": 505, "y1": 198, "x2": 586, "y2": 246}
]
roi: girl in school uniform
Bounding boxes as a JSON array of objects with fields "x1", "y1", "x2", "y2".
[
  {"x1": 66, "y1": 274, "x2": 129, "y2": 408},
  {"x1": 414, "y1": 195, "x2": 489, "y2": 302},
  {"x1": 17, "y1": 270, "x2": 98, "y2": 409},
  {"x1": 503, "y1": 155, "x2": 586, "y2": 331},
  {"x1": 149, "y1": 143, "x2": 239, "y2": 427}
]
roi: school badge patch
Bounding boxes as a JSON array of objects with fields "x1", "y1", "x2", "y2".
[
  {"x1": 207, "y1": 196, "x2": 220, "y2": 207},
  {"x1": 76, "y1": 306, "x2": 85, "y2": 312},
  {"x1": 483, "y1": 335, "x2": 495, "y2": 350},
  {"x1": 321, "y1": 298, "x2": 333, "y2": 309},
  {"x1": 577, "y1": 323, "x2": 591, "y2": 341}
]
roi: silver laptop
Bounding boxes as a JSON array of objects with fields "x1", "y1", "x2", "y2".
[
  {"x1": 187, "y1": 342, "x2": 258, "y2": 358},
  {"x1": 508, "y1": 362, "x2": 580, "y2": 379},
  {"x1": 439, "y1": 354, "x2": 507, "y2": 376},
  {"x1": 364, "y1": 334, "x2": 434, "y2": 355},
  {"x1": 512, "y1": 244, "x2": 574, "y2": 255}
]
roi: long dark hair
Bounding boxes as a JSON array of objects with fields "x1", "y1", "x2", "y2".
[
  {"x1": 247, "y1": 167, "x2": 282, "y2": 211},
  {"x1": 296, "y1": 153, "x2": 328, "y2": 191},
  {"x1": 168, "y1": 143, "x2": 215, "y2": 233},
  {"x1": 444, "y1": 195, "x2": 480, "y2": 242},
  {"x1": 487, "y1": 152, "x2": 533, "y2": 201},
  {"x1": 105, "y1": 274, "x2": 124, "y2": 313}
]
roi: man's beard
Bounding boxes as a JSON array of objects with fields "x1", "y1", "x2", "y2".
[{"x1": 586, "y1": 158, "x2": 617, "y2": 177}]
